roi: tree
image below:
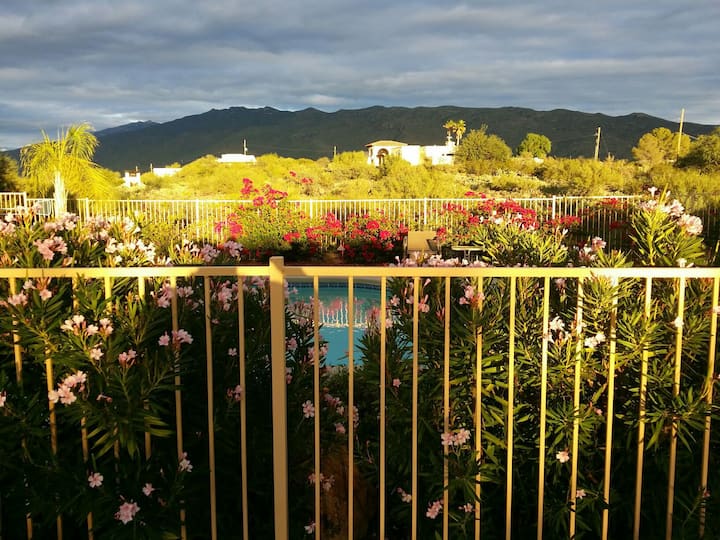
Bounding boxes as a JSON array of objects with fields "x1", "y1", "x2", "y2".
[
  {"x1": 443, "y1": 119, "x2": 466, "y2": 145},
  {"x1": 632, "y1": 127, "x2": 689, "y2": 168},
  {"x1": 678, "y1": 128, "x2": 720, "y2": 171},
  {"x1": 0, "y1": 152, "x2": 20, "y2": 191},
  {"x1": 453, "y1": 119, "x2": 466, "y2": 145},
  {"x1": 454, "y1": 125, "x2": 512, "y2": 171},
  {"x1": 516, "y1": 133, "x2": 552, "y2": 158},
  {"x1": 20, "y1": 123, "x2": 116, "y2": 213}
]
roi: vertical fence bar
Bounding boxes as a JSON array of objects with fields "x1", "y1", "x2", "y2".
[
  {"x1": 536, "y1": 277, "x2": 551, "y2": 540},
  {"x1": 78, "y1": 276, "x2": 94, "y2": 539},
  {"x1": 203, "y1": 276, "x2": 218, "y2": 540},
  {"x1": 633, "y1": 278, "x2": 652, "y2": 539},
  {"x1": 235, "y1": 275, "x2": 250, "y2": 540},
  {"x1": 169, "y1": 276, "x2": 187, "y2": 540},
  {"x1": 601, "y1": 276, "x2": 619, "y2": 540},
  {"x1": 699, "y1": 276, "x2": 718, "y2": 537},
  {"x1": 45, "y1": 354, "x2": 62, "y2": 539},
  {"x1": 8, "y1": 278, "x2": 34, "y2": 539},
  {"x1": 442, "y1": 276, "x2": 451, "y2": 539},
  {"x1": 312, "y1": 276, "x2": 321, "y2": 539},
  {"x1": 411, "y1": 276, "x2": 420, "y2": 540},
  {"x1": 269, "y1": 258, "x2": 289, "y2": 540},
  {"x1": 568, "y1": 278, "x2": 584, "y2": 538},
  {"x1": 474, "y1": 277, "x2": 484, "y2": 540},
  {"x1": 347, "y1": 276, "x2": 355, "y2": 540},
  {"x1": 505, "y1": 276, "x2": 517, "y2": 540},
  {"x1": 665, "y1": 276, "x2": 686, "y2": 540},
  {"x1": 379, "y1": 277, "x2": 387, "y2": 540}
]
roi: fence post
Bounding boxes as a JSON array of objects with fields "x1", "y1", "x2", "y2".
[
  {"x1": 269, "y1": 257, "x2": 289, "y2": 540},
  {"x1": 423, "y1": 198, "x2": 428, "y2": 228},
  {"x1": 551, "y1": 196, "x2": 557, "y2": 220}
]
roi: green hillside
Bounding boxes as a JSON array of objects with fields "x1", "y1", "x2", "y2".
[{"x1": 91, "y1": 106, "x2": 718, "y2": 172}]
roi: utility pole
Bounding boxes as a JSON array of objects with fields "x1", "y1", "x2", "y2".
[
  {"x1": 676, "y1": 108, "x2": 685, "y2": 160},
  {"x1": 594, "y1": 127, "x2": 601, "y2": 161}
]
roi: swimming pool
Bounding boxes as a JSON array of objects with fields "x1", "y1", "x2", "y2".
[{"x1": 288, "y1": 280, "x2": 382, "y2": 365}]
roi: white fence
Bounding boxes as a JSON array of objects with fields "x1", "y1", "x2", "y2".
[{"x1": 7, "y1": 193, "x2": 720, "y2": 247}]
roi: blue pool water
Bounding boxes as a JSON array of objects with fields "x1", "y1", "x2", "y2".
[{"x1": 288, "y1": 280, "x2": 382, "y2": 365}]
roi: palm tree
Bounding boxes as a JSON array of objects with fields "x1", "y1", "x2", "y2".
[
  {"x1": 443, "y1": 119, "x2": 467, "y2": 146},
  {"x1": 454, "y1": 119, "x2": 466, "y2": 145},
  {"x1": 443, "y1": 120, "x2": 457, "y2": 143},
  {"x1": 21, "y1": 123, "x2": 109, "y2": 214}
]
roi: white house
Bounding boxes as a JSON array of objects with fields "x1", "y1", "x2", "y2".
[
  {"x1": 366, "y1": 138, "x2": 455, "y2": 166},
  {"x1": 217, "y1": 153, "x2": 257, "y2": 164},
  {"x1": 152, "y1": 167, "x2": 182, "y2": 177},
  {"x1": 122, "y1": 171, "x2": 142, "y2": 187}
]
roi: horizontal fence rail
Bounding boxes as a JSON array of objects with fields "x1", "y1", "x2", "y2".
[{"x1": 1, "y1": 262, "x2": 719, "y2": 539}]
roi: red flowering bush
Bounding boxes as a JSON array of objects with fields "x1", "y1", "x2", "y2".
[
  {"x1": 322, "y1": 210, "x2": 408, "y2": 263},
  {"x1": 214, "y1": 179, "x2": 324, "y2": 261},
  {"x1": 433, "y1": 193, "x2": 539, "y2": 244}
]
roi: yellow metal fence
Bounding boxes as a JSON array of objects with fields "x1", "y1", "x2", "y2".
[{"x1": 1, "y1": 261, "x2": 719, "y2": 539}]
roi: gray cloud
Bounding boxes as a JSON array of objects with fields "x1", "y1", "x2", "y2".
[{"x1": 2, "y1": 0, "x2": 719, "y2": 150}]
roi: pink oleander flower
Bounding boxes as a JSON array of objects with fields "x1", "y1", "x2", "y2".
[
  {"x1": 7, "y1": 292, "x2": 28, "y2": 307},
  {"x1": 549, "y1": 316, "x2": 565, "y2": 332},
  {"x1": 392, "y1": 378, "x2": 401, "y2": 388},
  {"x1": 576, "y1": 488, "x2": 587, "y2": 499},
  {"x1": 179, "y1": 452, "x2": 193, "y2": 472},
  {"x1": 679, "y1": 213, "x2": 703, "y2": 235},
  {"x1": 460, "y1": 502, "x2": 474, "y2": 513},
  {"x1": 118, "y1": 350, "x2": 137, "y2": 368},
  {"x1": 334, "y1": 422, "x2": 346, "y2": 434},
  {"x1": 304, "y1": 521, "x2": 316, "y2": 534},
  {"x1": 227, "y1": 385, "x2": 243, "y2": 402},
  {"x1": 556, "y1": 450, "x2": 570, "y2": 463},
  {"x1": 115, "y1": 501, "x2": 140, "y2": 524},
  {"x1": 39, "y1": 288, "x2": 53, "y2": 301},
  {"x1": 302, "y1": 400, "x2": 315, "y2": 418},
  {"x1": 426, "y1": 499, "x2": 443, "y2": 519},
  {"x1": 454, "y1": 428, "x2": 471, "y2": 445},
  {"x1": 89, "y1": 347, "x2": 103, "y2": 361},
  {"x1": 99, "y1": 318, "x2": 113, "y2": 336},
  {"x1": 0, "y1": 390, "x2": 6, "y2": 407},
  {"x1": 174, "y1": 329, "x2": 193, "y2": 344},
  {"x1": 440, "y1": 432, "x2": 454, "y2": 446},
  {"x1": 396, "y1": 487, "x2": 412, "y2": 503},
  {"x1": 88, "y1": 472, "x2": 103, "y2": 488},
  {"x1": 591, "y1": 236, "x2": 606, "y2": 251},
  {"x1": 142, "y1": 483, "x2": 155, "y2": 497},
  {"x1": 228, "y1": 347, "x2": 238, "y2": 357},
  {"x1": 158, "y1": 333, "x2": 171, "y2": 346}
]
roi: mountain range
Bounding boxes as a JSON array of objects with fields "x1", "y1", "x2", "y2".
[{"x1": 15, "y1": 106, "x2": 720, "y2": 172}]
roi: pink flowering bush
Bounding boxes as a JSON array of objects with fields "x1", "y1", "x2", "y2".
[
  {"x1": 0, "y1": 189, "x2": 718, "y2": 539},
  {"x1": 348, "y1": 190, "x2": 718, "y2": 538}
]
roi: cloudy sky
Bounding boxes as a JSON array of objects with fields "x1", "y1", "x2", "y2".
[{"x1": 2, "y1": 0, "x2": 719, "y2": 150}]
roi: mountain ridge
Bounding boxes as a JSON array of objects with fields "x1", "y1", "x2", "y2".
[{"x1": 11, "y1": 106, "x2": 720, "y2": 172}]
